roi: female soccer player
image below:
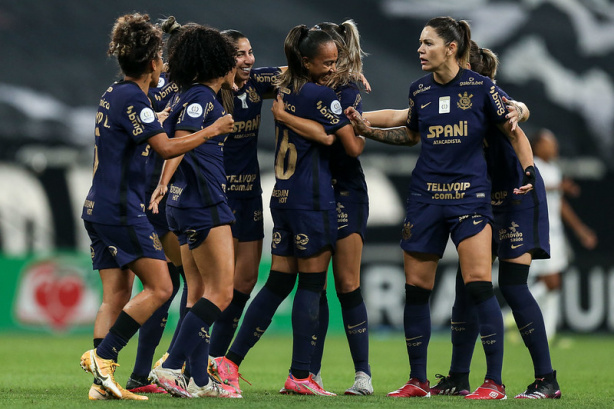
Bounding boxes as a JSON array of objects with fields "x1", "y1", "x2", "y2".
[
  {"x1": 346, "y1": 16, "x2": 534, "y2": 400},
  {"x1": 213, "y1": 25, "x2": 363, "y2": 397},
  {"x1": 145, "y1": 24, "x2": 240, "y2": 399},
  {"x1": 429, "y1": 41, "x2": 561, "y2": 400},
  {"x1": 80, "y1": 13, "x2": 234, "y2": 401},
  {"x1": 125, "y1": 17, "x2": 184, "y2": 394},
  {"x1": 271, "y1": 20, "x2": 372, "y2": 395},
  {"x1": 206, "y1": 29, "x2": 280, "y2": 360}
]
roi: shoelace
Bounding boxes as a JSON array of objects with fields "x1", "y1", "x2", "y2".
[{"x1": 222, "y1": 363, "x2": 252, "y2": 386}]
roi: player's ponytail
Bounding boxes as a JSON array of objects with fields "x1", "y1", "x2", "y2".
[
  {"x1": 469, "y1": 40, "x2": 499, "y2": 80},
  {"x1": 340, "y1": 19, "x2": 367, "y2": 77}
]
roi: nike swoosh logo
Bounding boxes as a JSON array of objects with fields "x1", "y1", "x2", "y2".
[
  {"x1": 347, "y1": 321, "x2": 366, "y2": 329},
  {"x1": 421, "y1": 102, "x2": 432, "y2": 109},
  {"x1": 312, "y1": 335, "x2": 318, "y2": 341},
  {"x1": 256, "y1": 327, "x2": 265, "y2": 333},
  {"x1": 338, "y1": 224, "x2": 348, "y2": 230},
  {"x1": 481, "y1": 333, "x2": 496, "y2": 339},
  {"x1": 511, "y1": 243, "x2": 524, "y2": 249},
  {"x1": 405, "y1": 336, "x2": 423, "y2": 341},
  {"x1": 473, "y1": 220, "x2": 484, "y2": 225},
  {"x1": 450, "y1": 321, "x2": 466, "y2": 325}
]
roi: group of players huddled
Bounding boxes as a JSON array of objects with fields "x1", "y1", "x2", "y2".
[{"x1": 79, "y1": 11, "x2": 561, "y2": 401}]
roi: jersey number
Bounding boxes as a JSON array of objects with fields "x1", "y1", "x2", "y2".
[{"x1": 274, "y1": 128, "x2": 297, "y2": 180}]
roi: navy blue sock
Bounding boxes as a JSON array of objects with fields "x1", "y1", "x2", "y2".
[
  {"x1": 309, "y1": 290, "x2": 328, "y2": 375},
  {"x1": 466, "y1": 281, "x2": 504, "y2": 385},
  {"x1": 339, "y1": 287, "x2": 370, "y2": 375},
  {"x1": 290, "y1": 272, "x2": 326, "y2": 379},
  {"x1": 168, "y1": 266, "x2": 186, "y2": 352},
  {"x1": 450, "y1": 267, "x2": 478, "y2": 374},
  {"x1": 228, "y1": 271, "x2": 296, "y2": 365},
  {"x1": 404, "y1": 284, "x2": 432, "y2": 383},
  {"x1": 164, "y1": 298, "x2": 220, "y2": 376},
  {"x1": 209, "y1": 289, "x2": 250, "y2": 358},
  {"x1": 97, "y1": 311, "x2": 141, "y2": 361},
  {"x1": 131, "y1": 262, "x2": 180, "y2": 378},
  {"x1": 499, "y1": 261, "x2": 552, "y2": 377}
]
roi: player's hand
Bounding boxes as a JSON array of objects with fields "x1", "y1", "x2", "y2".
[
  {"x1": 149, "y1": 184, "x2": 168, "y2": 213},
  {"x1": 503, "y1": 97, "x2": 520, "y2": 131},
  {"x1": 345, "y1": 107, "x2": 371, "y2": 135},
  {"x1": 271, "y1": 94, "x2": 286, "y2": 121},
  {"x1": 157, "y1": 106, "x2": 171, "y2": 125},
  {"x1": 359, "y1": 73, "x2": 372, "y2": 93},
  {"x1": 514, "y1": 165, "x2": 535, "y2": 195},
  {"x1": 213, "y1": 114, "x2": 234, "y2": 135}
]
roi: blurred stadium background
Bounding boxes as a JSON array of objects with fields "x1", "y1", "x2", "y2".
[{"x1": 1, "y1": 0, "x2": 612, "y2": 336}]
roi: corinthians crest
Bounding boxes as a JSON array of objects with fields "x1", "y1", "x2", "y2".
[
  {"x1": 402, "y1": 221, "x2": 414, "y2": 240},
  {"x1": 150, "y1": 232, "x2": 163, "y2": 250},
  {"x1": 247, "y1": 86, "x2": 261, "y2": 103},
  {"x1": 457, "y1": 92, "x2": 473, "y2": 110}
]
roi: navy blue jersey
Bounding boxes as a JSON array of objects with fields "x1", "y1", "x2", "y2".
[
  {"x1": 164, "y1": 84, "x2": 229, "y2": 208},
  {"x1": 484, "y1": 89, "x2": 546, "y2": 210},
  {"x1": 144, "y1": 73, "x2": 180, "y2": 195},
  {"x1": 406, "y1": 69, "x2": 508, "y2": 204},
  {"x1": 330, "y1": 82, "x2": 368, "y2": 204},
  {"x1": 149, "y1": 72, "x2": 179, "y2": 112},
  {"x1": 225, "y1": 67, "x2": 279, "y2": 199},
  {"x1": 82, "y1": 81, "x2": 165, "y2": 225},
  {"x1": 271, "y1": 83, "x2": 349, "y2": 211}
]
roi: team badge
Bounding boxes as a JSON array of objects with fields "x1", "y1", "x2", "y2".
[
  {"x1": 457, "y1": 92, "x2": 473, "y2": 110},
  {"x1": 90, "y1": 246, "x2": 95, "y2": 260},
  {"x1": 187, "y1": 103, "x2": 203, "y2": 118},
  {"x1": 140, "y1": 107, "x2": 156, "y2": 123},
  {"x1": 272, "y1": 231, "x2": 282, "y2": 248},
  {"x1": 247, "y1": 86, "x2": 261, "y2": 103},
  {"x1": 402, "y1": 221, "x2": 414, "y2": 240},
  {"x1": 295, "y1": 233, "x2": 309, "y2": 250},
  {"x1": 157, "y1": 76, "x2": 166, "y2": 88},
  {"x1": 150, "y1": 232, "x2": 163, "y2": 250}
]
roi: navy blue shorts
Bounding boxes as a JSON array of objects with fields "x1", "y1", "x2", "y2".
[
  {"x1": 336, "y1": 199, "x2": 368, "y2": 241},
  {"x1": 400, "y1": 201, "x2": 493, "y2": 257},
  {"x1": 270, "y1": 208, "x2": 337, "y2": 258},
  {"x1": 167, "y1": 203, "x2": 235, "y2": 250},
  {"x1": 146, "y1": 193, "x2": 171, "y2": 237},
  {"x1": 84, "y1": 220, "x2": 166, "y2": 270},
  {"x1": 493, "y1": 201, "x2": 550, "y2": 260},
  {"x1": 228, "y1": 196, "x2": 264, "y2": 242}
]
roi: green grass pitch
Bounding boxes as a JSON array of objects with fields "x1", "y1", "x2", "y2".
[{"x1": 1, "y1": 332, "x2": 612, "y2": 408}]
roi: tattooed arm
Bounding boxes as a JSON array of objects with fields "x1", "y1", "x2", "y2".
[{"x1": 345, "y1": 107, "x2": 420, "y2": 146}]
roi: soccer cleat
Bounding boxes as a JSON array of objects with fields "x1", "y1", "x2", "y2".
[
  {"x1": 465, "y1": 379, "x2": 507, "y2": 400},
  {"x1": 387, "y1": 378, "x2": 430, "y2": 397},
  {"x1": 515, "y1": 371, "x2": 561, "y2": 399},
  {"x1": 126, "y1": 375, "x2": 167, "y2": 394},
  {"x1": 149, "y1": 365, "x2": 191, "y2": 398},
  {"x1": 88, "y1": 383, "x2": 117, "y2": 400},
  {"x1": 345, "y1": 371, "x2": 373, "y2": 395},
  {"x1": 80, "y1": 349, "x2": 122, "y2": 399},
  {"x1": 208, "y1": 356, "x2": 246, "y2": 395},
  {"x1": 312, "y1": 371, "x2": 324, "y2": 389},
  {"x1": 280, "y1": 373, "x2": 337, "y2": 396},
  {"x1": 153, "y1": 352, "x2": 169, "y2": 369},
  {"x1": 187, "y1": 377, "x2": 242, "y2": 398},
  {"x1": 429, "y1": 373, "x2": 470, "y2": 396}
]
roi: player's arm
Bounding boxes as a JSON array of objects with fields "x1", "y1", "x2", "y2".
[
  {"x1": 497, "y1": 121, "x2": 535, "y2": 194},
  {"x1": 346, "y1": 106, "x2": 419, "y2": 146},
  {"x1": 149, "y1": 152, "x2": 184, "y2": 213},
  {"x1": 362, "y1": 108, "x2": 409, "y2": 128},
  {"x1": 147, "y1": 114, "x2": 234, "y2": 159},
  {"x1": 272, "y1": 95, "x2": 334, "y2": 146},
  {"x1": 561, "y1": 198, "x2": 598, "y2": 249}
]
